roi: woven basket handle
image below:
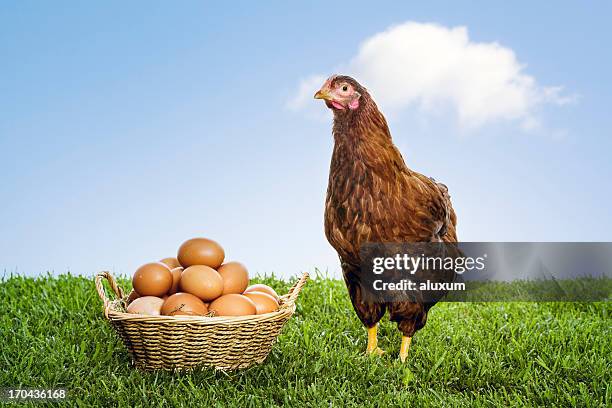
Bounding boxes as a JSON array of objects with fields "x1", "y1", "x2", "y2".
[
  {"x1": 95, "y1": 271, "x2": 125, "y2": 315},
  {"x1": 282, "y1": 272, "x2": 309, "y2": 308}
]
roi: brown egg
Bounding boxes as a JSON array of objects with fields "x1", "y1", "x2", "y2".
[
  {"x1": 180, "y1": 265, "x2": 224, "y2": 301},
  {"x1": 218, "y1": 262, "x2": 249, "y2": 295},
  {"x1": 177, "y1": 237, "x2": 225, "y2": 268},
  {"x1": 243, "y1": 291, "x2": 279, "y2": 314},
  {"x1": 160, "y1": 257, "x2": 181, "y2": 269},
  {"x1": 126, "y1": 296, "x2": 164, "y2": 315},
  {"x1": 161, "y1": 292, "x2": 208, "y2": 316},
  {"x1": 244, "y1": 284, "x2": 279, "y2": 302},
  {"x1": 168, "y1": 267, "x2": 184, "y2": 295},
  {"x1": 209, "y1": 294, "x2": 257, "y2": 316},
  {"x1": 126, "y1": 289, "x2": 140, "y2": 305},
  {"x1": 132, "y1": 262, "x2": 173, "y2": 296}
]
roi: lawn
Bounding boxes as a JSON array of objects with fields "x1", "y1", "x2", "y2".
[{"x1": 1, "y1": 273, "x2": 610, "y2": 407}]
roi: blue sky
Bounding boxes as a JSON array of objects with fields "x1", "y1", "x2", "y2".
[{"x1": 1, "y1": 1, "x2": 611, "y2": 278}]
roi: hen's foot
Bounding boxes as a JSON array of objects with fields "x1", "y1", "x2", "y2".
[
  {"x1": 399, "y1": 336, "x2": 412, "y2": 362},
  {"x1": 365, "y1": 325, "x2": 384, "y2": 356},
  {"x1": 367, "y1": 346, "x2": 385, "y2": 356}
]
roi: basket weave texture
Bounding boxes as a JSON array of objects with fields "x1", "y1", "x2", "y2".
[{"x1": 95, "y1": 271, "x2": 308, "y2": 370}]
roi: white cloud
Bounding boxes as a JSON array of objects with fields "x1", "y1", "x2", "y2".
[{"x1": 288, "y1": 22, "x2": 574, "y2": 130}]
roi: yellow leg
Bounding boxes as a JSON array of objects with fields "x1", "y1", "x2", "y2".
[
  {"x1": 399, "y1": 336, "x2": 412, "y2": 362},
  {"x1": 366, "y1": 325, "x2": 384, "y2": 356}
]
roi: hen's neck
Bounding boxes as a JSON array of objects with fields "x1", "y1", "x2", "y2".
[{"x1": 331, "y1": 98, "x2": 408, "y2": 175}]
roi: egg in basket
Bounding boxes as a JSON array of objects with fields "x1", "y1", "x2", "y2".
[{"x1": 95, "y1": 237, "x2": 308, "y2": 370}]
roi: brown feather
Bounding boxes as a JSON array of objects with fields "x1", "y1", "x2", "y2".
[{"x1": 323, "y1": 76, "x2": 458, "y2": 337}]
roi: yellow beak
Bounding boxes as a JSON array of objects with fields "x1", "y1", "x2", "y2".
[{"x1": 314, "y1": 89, "x2": 330, "y2": 100}]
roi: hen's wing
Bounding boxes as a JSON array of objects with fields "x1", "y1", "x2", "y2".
[{"x1": 395, "y1": 170, "x2": 458, "y2": 243}]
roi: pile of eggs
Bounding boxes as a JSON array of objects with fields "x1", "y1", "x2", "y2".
[{"x1": 125, "y1": 237, "x2": 280, "y2": 317}]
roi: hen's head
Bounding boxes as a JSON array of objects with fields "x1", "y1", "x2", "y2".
[{"x1": 314, "y1": 75, "x2": 366, "y2": 114}]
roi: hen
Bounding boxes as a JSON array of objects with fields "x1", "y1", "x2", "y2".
[{"x1": 315, "y1": 75, "x2": 458, "y2": 361}]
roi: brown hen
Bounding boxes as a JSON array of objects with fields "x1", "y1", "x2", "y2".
[{"x1": 315, "y1": 75, "x2": 458, "y2": 361}]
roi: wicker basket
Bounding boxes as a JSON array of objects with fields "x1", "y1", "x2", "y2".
[{"x1": 95, "y1": 271, "x2": 308, "y2": 370}]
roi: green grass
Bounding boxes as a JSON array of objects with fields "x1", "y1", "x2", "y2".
[
  {"x1": 1, "y1": 273, "x2": 610, "y2": 407},
  {"x1": 446, "y1": 277, "x2": 612, "y2": 301}
]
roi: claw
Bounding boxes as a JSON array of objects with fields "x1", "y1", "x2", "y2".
[{"x1": 367, "y1": 346, "x2": 385, "y2": 356}]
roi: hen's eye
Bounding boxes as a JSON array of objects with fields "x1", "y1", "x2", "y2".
[{"x1": 342, "y1": 85, "x2": 348, "y2": 91}]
